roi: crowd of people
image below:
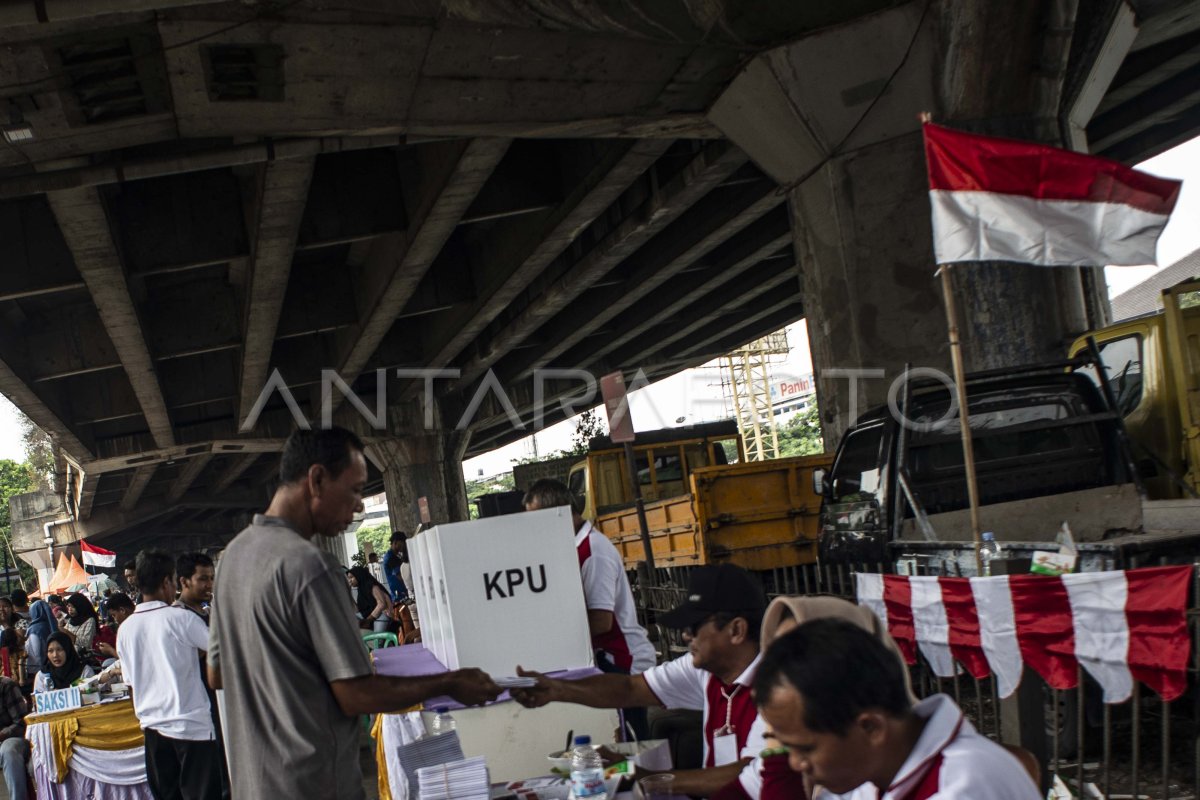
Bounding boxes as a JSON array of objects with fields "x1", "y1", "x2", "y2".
[{"x1": 0, "y1": 426, "x2": 1046, "y2": 800}]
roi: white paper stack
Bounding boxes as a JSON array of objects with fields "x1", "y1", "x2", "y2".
[
  {"x1": 417, "y1": 755, "x2": 490, "y2": 800},
  {"x1": 395, "y1": 732, "x2": 466, "y2": 793}
]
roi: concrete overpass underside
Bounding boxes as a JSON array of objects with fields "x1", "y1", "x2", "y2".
[{"x1": 2, "y1": 0, "x2": 1198, "y2": 560}]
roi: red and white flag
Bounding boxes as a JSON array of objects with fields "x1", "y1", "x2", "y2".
[
  {"x1": 857, "y1": 566, "x2": 1191, "y2": 703},
  {"x1": 80, "y1": 540, "x2": 116, "y2": 568},
  {"x1": 923, "y1": 122, "x2": 1181, "y2": 267}
]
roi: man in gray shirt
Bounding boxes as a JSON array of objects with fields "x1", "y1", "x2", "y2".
[{"x1": 208, "y1": 427, "x2": 500, "y2": 800}]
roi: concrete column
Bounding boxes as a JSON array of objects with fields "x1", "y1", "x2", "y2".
[
  {"x1": 370, "y1": 398, "x2": 471, "y2": 535},
  {"x1": 790, "y1": 132, "x2": 1082, "y2": 443},
  {"x1": 710, "y1": 0, "x2": 1120, "y2": 443}
]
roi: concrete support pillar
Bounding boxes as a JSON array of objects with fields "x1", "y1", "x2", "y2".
[
  {"x1": 709, "y1": 0, "x2": 1121, "y2": 444},
  {"x1": 789, "y1": 133, "x2": 1084, "y2": 443},
  {"x1": 370, "y1": 398, "x2": 471, "y2": 535}
]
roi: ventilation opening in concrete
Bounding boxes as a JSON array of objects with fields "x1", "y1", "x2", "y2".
[
  {"x1": 55, "y1": 32, "x2": 170, "y2": 125},
  {"x1": 203, "y1": 44, "x2": 286, "y2": 102}
]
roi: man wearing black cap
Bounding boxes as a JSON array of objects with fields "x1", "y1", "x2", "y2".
[{"x1": 513, "y1": 564, "x2": 767, "y2": 797}]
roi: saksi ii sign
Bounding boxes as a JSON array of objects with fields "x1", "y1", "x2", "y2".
[
  {"x1": 484, "y1": 565, "x2": 548, "y2": 600},
  {"x1": 33, "y1": 686, "x2": 82, "y2": 714}
]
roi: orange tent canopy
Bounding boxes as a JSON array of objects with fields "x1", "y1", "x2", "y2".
[
  {"x1": 40, "y1": 554, "x2": 71, "y2": 595},
  {"x1": 41, "y1": 553, "x2": 94, "y2": 595}
]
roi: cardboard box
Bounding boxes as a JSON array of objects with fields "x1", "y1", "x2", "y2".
[{"x1": 410, "y1": 507, "x2": 592, "y2": 675}]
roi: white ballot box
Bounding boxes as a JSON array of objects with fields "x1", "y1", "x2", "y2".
[
  {"x1": 408, "y1": 535, "x2": 445, "y2": 663},
  {"x1": 410, "y1": 506, "x2": 592, "y2": 675}
]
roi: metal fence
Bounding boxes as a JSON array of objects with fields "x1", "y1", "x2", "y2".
[{"x1": 633, "y1": 561, "x2": 1200, "y2": 799}]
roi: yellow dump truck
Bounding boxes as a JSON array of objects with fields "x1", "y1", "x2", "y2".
[
  {"x1": 594, "y1": 453, "x2": 833, "y2": 571},
  {"x1": 566, "y1": 420, "x2": 832, "y2": 571},
  {"x1": 1068, "y1": 278, "x2": 1200, "y2": 500}
]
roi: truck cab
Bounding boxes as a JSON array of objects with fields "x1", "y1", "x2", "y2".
[
  {"x1": 1068, "y1": 283, "x2": 1200, "y2": 499},
  {"x1": 567, "y1": 420, "x2": 743, "y2": 520},
  {"x1": 818, "y1": 368, "x2": 1130, "y2": 565}
]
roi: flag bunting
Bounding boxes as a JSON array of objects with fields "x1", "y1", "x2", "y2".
[{"x1": 856, "y1": 566, "x2": 1192, "y2": 703}]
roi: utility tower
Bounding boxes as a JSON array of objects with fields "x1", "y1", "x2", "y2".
[{"x1": 721, "y1": 329, "x2": 790, "y2": 461}]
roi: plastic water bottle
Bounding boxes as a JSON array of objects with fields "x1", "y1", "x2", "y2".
[
  {"x1": 429, "y1": 706, "x2": 456, "y2": 736},
  {"x1": 979, "y1": 531, "x2": 1002, "y2": 576},
  {"x1": 569, "y1": 735, "x2": 605, "y2": 800}
]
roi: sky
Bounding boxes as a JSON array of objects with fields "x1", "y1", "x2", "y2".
[{"x1": 0, "y1": 135, "x2": 1196, "y2": 474}]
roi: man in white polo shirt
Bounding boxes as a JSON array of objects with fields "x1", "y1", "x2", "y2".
[
  {"x1": 523, "y1": 479, "x2": 657, "y2": 738},
  {"x1": 118, "y1": 549, "x2": 220, "y2": 800},
  {"x1": 513, "y1": 564, "x2": 768, "y2": 797},
  {"x1": 755, "y1": 618, "x2": 1041, "y2": 800}
]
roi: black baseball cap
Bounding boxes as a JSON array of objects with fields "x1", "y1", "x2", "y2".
[{"x1": 658, "y1": 564, "x2": 767, "y2": 630}]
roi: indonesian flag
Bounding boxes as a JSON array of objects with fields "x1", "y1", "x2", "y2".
[
  {"x1": 80, "y1": 540, "x2": 117, "y2": 568},
  {"x1": 856, "y1": 566, "x2": 1191, "y2": 703},
  {"x1": 923, "y1": 122, "x2": 1182, "y2": 267}
]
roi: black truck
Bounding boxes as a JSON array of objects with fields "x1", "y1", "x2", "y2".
[{"x1": 814, "y1": 362, "x2": 1200, "y2": 574}]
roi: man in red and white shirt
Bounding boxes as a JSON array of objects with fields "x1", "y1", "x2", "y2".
[
  {"x1": 754, "y1": 618, "x2": 1041, "y2": 800},
  {"x1": 524, "y1": 480, "x2": 657, "y2": 736},
  {"x1": 513, "y1": 564, "x2": 768, "y2": 797}
]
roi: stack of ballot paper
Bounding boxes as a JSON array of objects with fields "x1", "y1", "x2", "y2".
[
  {"x1": 417, "y1": 756, "x2": 490, "y2": 800},
  {"x1": 396, "y1": 732, "x2": 466, "y2": 791}
]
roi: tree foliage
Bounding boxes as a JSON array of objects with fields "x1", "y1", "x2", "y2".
[
  {"x1": 18, "y1": 412, "x2": 54, "y2": 490},
  {"x1": 775, "y1": 403, "x2": 825, "y2": 458},
  {"x1": 0, "y1": 459, "x2": 36, "y2": 590},
  {"x1": 464, "y1": 472, "x2": 516, "y2": 519},
  {"x1": 569, "y1": 409, "x2": 607, "y2": 455},
  {"x1": 355, "y1": 522, "x2": 392, "y2": 560}
]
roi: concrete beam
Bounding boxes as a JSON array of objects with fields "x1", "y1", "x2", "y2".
[
  {"x1": 82, "y1": 439, "x2": 284, "y2": 475},
  {"x1": 1088, "y1": 61, "x2": 1200, "y2": 152},
  {"x1": 579, "y1": 213, "x2": 791, "y2": 367},
  {"x1": 167, "y1": 455, "x2": 212, "y2": 503},
  {"x1": 0, "y1": 357, "x2": 92, "y2": 461},
  {"x1": 669, "y1": 296, "x2": 802, "y2": 363},
  {"x1": 419, "y1": 140, "x2": 672, "y2": 376},
  {"x1": 75, "y1": 470, "x2": 100, "y2": 520},
  {"x1": 47, "y1": 187, "x2": 176, "y2": 448},
  {"x1": 119, "y1": 464, "x2": 157, "y2": 512},
  {"x1": 503, "y1": 178, "x2": 784, "y2": 382},
  {"x1": 237, "y1": 158, "x2": 317, "y2": 428},
  {"x1": 70, "y1": 489, "x2": 264, "y2": 542},
  {"x1": 333, "y1": 138, "x2": 510, "y2": 395},
  {"x1": 210, "y1": 454, "x2": 259, "y2": 494},
  {"x1": 611, "y1": 258, "x2": 798, "y2": 368},
  {"x1": 452, "y1": 142, "x2": 747, "y2": 387}
]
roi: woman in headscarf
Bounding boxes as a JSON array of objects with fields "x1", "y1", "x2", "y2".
[
  {"x1": 24, "y1": 600, "x2": 58, "y2": 676},
  {"x1": 32, "y1": 631, "x2": 94, "y2": 693},
  {"x1": 346, "y1": 566, "x2": 393, "y2": 631},
  {"x1": 60, "y1": 592, "x2": 99, "y2": 656}
]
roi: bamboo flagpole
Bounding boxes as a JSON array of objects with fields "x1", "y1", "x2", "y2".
[
  {"x1": 920, "y1": 113, "x2": 1182, "y2": 574},
  {"x1": 938, "y1": 264, "x2": 984, "y2": 574}
]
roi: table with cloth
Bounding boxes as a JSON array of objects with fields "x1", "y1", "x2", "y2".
[
  {"x1": 371, "y1": 644, "x2": 619, "y2": 799},
  {"x1": 24, "y1": 698, "x2": 154, "y2": 799}
]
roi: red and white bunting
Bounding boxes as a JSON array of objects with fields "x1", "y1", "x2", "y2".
[{"x1": 856, "y1": 566, "x2": 1191, "y2": 703}]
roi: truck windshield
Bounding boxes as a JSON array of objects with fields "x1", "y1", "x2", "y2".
[
  {"x1": 830, "y1": 423, "x2": 884, "y2": 504},
  {"x1": 1075, "y1": 334, "x2": 1143, "y2": 416}
]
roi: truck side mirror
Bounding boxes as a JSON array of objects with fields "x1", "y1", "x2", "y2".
[{"x1": 812, "y1": 468, "x2": 828, "y2": 497}]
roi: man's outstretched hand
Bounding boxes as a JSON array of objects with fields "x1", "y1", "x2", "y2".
[
  {"x1": 508, "y1": 665, "x2": 557, "y2": 709},
  {"x1": 448, "y1": 668, "x2": 502, "y2": 706}
]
